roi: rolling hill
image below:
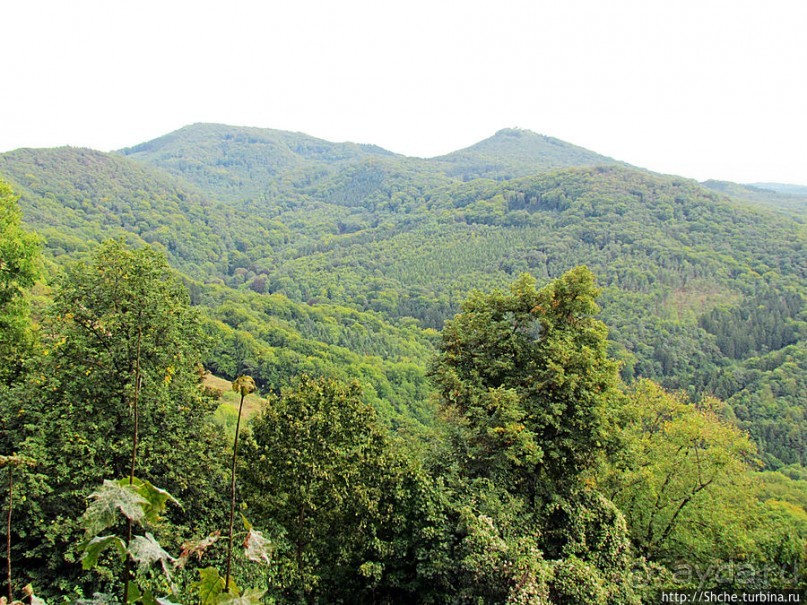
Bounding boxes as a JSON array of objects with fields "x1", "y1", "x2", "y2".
[
  {"x1": 0, "y1": 146, "x2": 287, "y2": 279},
  {"x1": 702, "y1": 179, "x2": 807, "y2": 218},
  {"x1": 1, "y1": 124, "x2": 804, "y2": 465},
  {"x1": 433, "y1": 127, "x2": 626, "y2": 180},
  {"x1": 119, "y1": 122, "x2": 404, "y2": 204}
]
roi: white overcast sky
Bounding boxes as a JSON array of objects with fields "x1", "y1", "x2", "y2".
[{"x1": 2, "y1": 0, "x2": 806, "y2": 184}]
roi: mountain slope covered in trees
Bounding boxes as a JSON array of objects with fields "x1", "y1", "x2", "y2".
[
  {"x1": 0, "y1": 146, "x2": 286, "y2": 279},
  {"x1": 119, "y1": 123, "x2": 405, "y2": 204},
  {"x1": 0, "y1": 123, "x2": 805, "y2": 601},
  {"x1": 702, "y1": 179, "x2": 807, "y2": 218},
  {"x1": 433, "y1": 126, "x2": 626, "y2": 180},
  {"x1": 0, "y1": 125, "x2": 805, "y2": 468}
]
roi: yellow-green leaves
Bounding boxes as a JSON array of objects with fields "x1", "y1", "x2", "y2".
[
  {"x1": 0, "y1": 455, "x2": 35, "y2": 469},
  {"x1": 0, "y1": 179, "x2": 40, "y2": 383},
  {"x1": 231, "y1": 375, "x2": 256, "y2": 398},
  {"x1": 602, "y1": 379, "x2": 758, "y2": 561},
  {"x1": 190, "y1": 567, "x2": 266, "y2": 604}
]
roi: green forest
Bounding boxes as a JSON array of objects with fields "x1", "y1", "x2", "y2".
[{"x1": 0, "y1": 124, "x2": 805, "y2": 603}]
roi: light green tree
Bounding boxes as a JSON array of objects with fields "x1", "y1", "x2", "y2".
[
  {"x1": 602, "y1": 380, "x2": 758, "y2": 562},
  {"x1": 0, "y1": 179, "x2": 39, "y2": 386},
  {"x1": 12, "y1": 240, "x2": 228, "y2": 597},
  {"x1": 0, "y1": 180, "x2": 41, "y2": 602},
  {"x1": 431, "y1": 266, "x2": 621, "y2": 500}
]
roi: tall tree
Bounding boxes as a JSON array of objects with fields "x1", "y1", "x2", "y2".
[
  {"x1": 0, "y1": 179, "x2": 39, "y2": 386},
  {"x1": 0, "y1": 180, "x2": 41, "y2": 600},
  {"x1": 241, "y1": 375, "x2": 447, "y2": 603},
  {"x1": 431, "y1": 266, "x2": 621, "y2": 499},
  {"x1": 13, "y1": 240, "x2": 228, "y2": 596},
  {"x1": 430, "y1": 268, "x2": 641, "y2": 604}
]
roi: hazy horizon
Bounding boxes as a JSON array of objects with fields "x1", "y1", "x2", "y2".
[{"x1": 3, "y1": 1, "x2": 806, "y2": 185}]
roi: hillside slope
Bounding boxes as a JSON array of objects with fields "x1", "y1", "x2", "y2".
[
  {"x1": 702, "y1": 179, "x2": 807, "y2": 218},
  {"x1": 0, "y1": 145, "x2": 439, "y2": 426},
  {"x1": 433, "y1": 127, "x2": 625, "y2": 180},
  {"x1": 0, "y1": 146, "x2": 287, "y2": 279},
  {"x1": 2, "y1": 128, "x2": 805, "y2": 465},
  {"x1": 119, "y1": 122, "x2": 403, "y2": 203}
]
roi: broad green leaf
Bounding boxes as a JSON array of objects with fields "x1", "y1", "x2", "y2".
[
  {"x1": 129, "y1": 532, "x2": 175, "y2": 573},
  {"x1": 122, "y1": 477, "x2": 181, "y2": 523},
  {"x1": 81, "y1": 535, "x2": 127, "y2": 569},
  {"x1": 82, "y1": 480, "x2": 147, "y2": 536},
  {"x1": 191, "y1": 567, "x2": 229, "y2": 605},
  {"x1": 224, "y1": 576, "x2": 241, "y2": 597},
  {"x1": 218, "y1": 588, "x2": 266, "y2": 605},
  {"x1": 139, "y1": 587, "x2": 159, "y2": 605},
  {"x1": 156, "y1": 598, "x2": 182, "y2": 605},
  {"x1": 243, "y1": 529, "x2": 271, "y2": 565},
  {"x1": 127, "y1": 582, "x2": 141, "y2": 603}
]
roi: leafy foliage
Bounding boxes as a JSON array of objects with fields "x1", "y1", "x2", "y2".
[
  {"x1": 81, "y1": 479, "x2": 180, "y2": 540},
  {"x1": 1, "y1": 124, "x2": 806, "y2": 600},
  {"x1": 3, "y1": 135, "x2": 806, "y2": 464},
  {"x1": 6, "y1": 241, "x2": 229, "y2": 596},
  {"x1": 602, "y1": 381, "x2": 758, "y2": 561},
  {"x1": 78, "y1": 474, "x2": 267, "y2": 604},
  {"x1": 0, "y1": 179, "x2": 39, "y2": 385},
  {"x1": 241, "y1": 374, "x2": 447, "y2": 602},
  {"x1": 81, "y1": 481, "x2": 149, "y2": 537},
  {"x1": 431, "y1": 267, "x2": 621, "y2": 496}
]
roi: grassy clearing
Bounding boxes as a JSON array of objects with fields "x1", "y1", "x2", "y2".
[{"x1": 204, "y1": 373, "x2": 266, "y2": 439}]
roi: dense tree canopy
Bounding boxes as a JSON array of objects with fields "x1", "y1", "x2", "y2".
[
  {"x1": 7, "y1": 241, "x2": 229, "y2": 596},
  {"x1": 241, "y1": 375, "x2": 446, "y2": 603},
  {"x1": 0, "y1": 179, "x2": 39, "y2": 385},
  {"x1": 431, "y1": 266, "x2": 620, "y2": 496},
  {"x1": 1, "y1": 123, "x2": 804, "y2": 601},
  {"x1": 3, "y1": 139, "x2": 805, "y2": 467}
]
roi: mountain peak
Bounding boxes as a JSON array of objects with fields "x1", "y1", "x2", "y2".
[
  {"x1": 118, "y1": 123, "x2": 399, "y2": 202},
  {"x1": 492, "y1": 126, "x2": 542, "y2": 137},
  {"x1": 434, "y1": 127, "x2": 624, "y2": 181}
]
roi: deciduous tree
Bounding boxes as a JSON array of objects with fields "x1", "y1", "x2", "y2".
[
  {"x1": 431, "y1": 266, "x2": 621, "y2": 499},
  {"x1": 0, "y1": 179, "x2": 39, "y2": 385},
  {"x1": 13, "y1": 240, "x2": 228, "y2": 596}
]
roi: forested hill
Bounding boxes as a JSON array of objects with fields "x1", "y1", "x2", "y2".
[
  {"x1": 433, "y1": 127, "x2": 626, "y2": 180},
  {"x1": 1, "y1": 127, "x2": 805, "y2": 468},
  {"x1": 753, "y1": 182, "x2": 807, "y2": 196},
  {"x1": 702, "y1": 179, "x2": 807, "y2": 217},
  {"x1": 0, "y1": 146, "x2": 287, "y2": 280},
  {"x1": 117, "y1": 124, "x2": 626, "y2": 205},
  {"x1": 2, "y1": 124, "x2": 806, "y2": 601},
  {"x1": 119, "y1": 123, "x2": 407, "y2": 203}
]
